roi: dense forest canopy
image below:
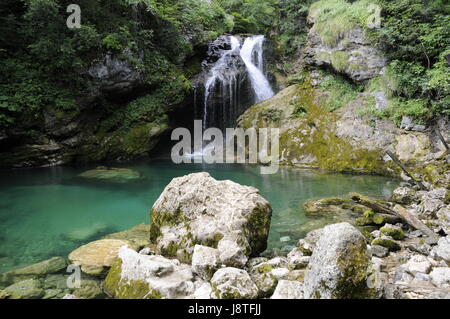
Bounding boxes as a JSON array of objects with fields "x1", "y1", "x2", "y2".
[{"x1": 0, "y1": 0, "x2": 448, "y2": 130}]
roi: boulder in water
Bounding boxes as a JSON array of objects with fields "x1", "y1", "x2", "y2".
[
  {"x1": 4, "y1": 278, "x2": 44, "y2": 299},
  {"x1": 149, "y1": 172, "x2": 272, "y2": 263}
]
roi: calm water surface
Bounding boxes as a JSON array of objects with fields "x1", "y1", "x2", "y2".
[{"x1": 0, "y1": 161, "x2": 399, "y2": 272}]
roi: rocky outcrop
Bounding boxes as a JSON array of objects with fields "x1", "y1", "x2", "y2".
[
  {"x1": 304, "y1": 27, "x2": 387, "y2": 82},
  {"x1": 304, "y1": 223, "x2": 377, "y2": 299},
  {"x1": 149, "y1": 172, "x2": 272, "y2": 262},
  {"x1": 87, "y1": 48, "x2": 144, "y2": 95}
]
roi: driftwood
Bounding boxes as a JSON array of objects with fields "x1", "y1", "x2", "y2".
[
  {"x1": 349, "y1": 192, "x2": 397, "y2": 216},
  {"x1": 385, "y1": 150, "x2": 428, "y2": 191},
  {"x1": 436, "y1": 128, "x2": 449, "y2": 151},
  {"x1": 349, "y1": 193, "x2": 438, "y2": 242},
  {"x1": 393, "y1": 205, "x2": 439, "y2": 243}
]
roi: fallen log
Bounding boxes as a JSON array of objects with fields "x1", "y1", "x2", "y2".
[
  {"x1": 385, "y1": 150, "x2": 428, "y2": 191},
  {"x1": 349, "y1": 192, "x2": 439, "y2": 243},
  {"x1": 393, "y1": 204, "x2": 439, "y2": 243},
  {"x1": 349, "y1": 192, "x2": 397, "y2": 216}
]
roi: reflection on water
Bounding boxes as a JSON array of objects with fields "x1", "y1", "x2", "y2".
[{"x1": 0, "y1": 161, "x2": 399, "y2": 272}]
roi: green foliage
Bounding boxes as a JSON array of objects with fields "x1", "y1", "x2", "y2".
[
  {"x1": 309, "y1": 0, "x2": 374, "y2": 47},
  {"x1": 331, "y1": 51, "x2": 349, "y2": 72},
  {"x1": 318, "y1": 73, "x2": 362, "y2": 111},
  {"x1": 377, "y1": 0, "x2": 450, "y2": 65}
]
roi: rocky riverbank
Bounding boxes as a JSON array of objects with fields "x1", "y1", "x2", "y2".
[{"x1": 0, "y1": 172, "x2": 448, "y2": 299}]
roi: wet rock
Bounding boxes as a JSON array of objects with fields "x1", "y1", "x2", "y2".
[
  {"x1": 42, "y1": 289, "x2": 62, "y2": 299},
  {"x1": 104, "y1": 246, "x2": 195, "y2": 299},
  {"x1": 103, "y1": 224, "x2": 151, "y2": 248},
  {"x1": 65, "y1": 223, "x2": 114, "y2": 243},
  {"x1": 42, "y1": 274, "x2": 69, "y2": 290},
  {"x1": 271, "y1": 280, "x2": 304, "y2": 299},
  {"x1": 149, "y1": 173, "x2": 272, "y2": 262},
  {"x1": 210, "y1": 267, "x2": 258, "y2": 299},
  {"x1": 78, "y1": 167, "x2": 141, "y2": 183},
  {"x1": 0, "y1": 290, "x2": 9, "y2": 299},
  {"x1": 304, "y1": 223, "x2": 376, "y2": 299},
  {"x1": 191, "y1": 245, "x2": 220, "y2": 281},
  {"x1": 3, "y1": 257, "x2": 67, "y2": 284},
  {"x1": 72, "y1": 279, "x2": 104, "y2": 299},
  {"x1": 68, "y1": 239, "x2": 138, "y2": 276},
  {"x1": 303, "y1": 197, "x2": 352, "y2": 217},
  {"x1": 370, "y1": 245, "x2": 389, "y2": 258},
  {"x1": 5, "y1": 279, "x2": 44, "y2": 299},
  {"x1": 429, "y1": 267, "x2": 450, "y2": 288},
  {"x1": 404, "y1": 255, "x2": 432, "y2": 275}
]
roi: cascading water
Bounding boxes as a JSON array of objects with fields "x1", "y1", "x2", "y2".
[
  {"x1": 200, "y1": 35, "x2": 274, "y2": 129},
  {"x1": 240, "y1": 35, "x2": 274, "y2": 103},
  {"x1": 189, "y1": 35, "x2": 275, "y2": 157}
]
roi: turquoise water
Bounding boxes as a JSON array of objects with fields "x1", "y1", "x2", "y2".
[{"x1": 0, "y1": 161, "x2": 399, "y2": 273}]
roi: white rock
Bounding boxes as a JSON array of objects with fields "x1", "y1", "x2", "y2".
[
  {"x1": 210, "y1": 267, "x2": 259, "y2": 299},
  {"x1": 430, "y1": 267, "x2": 450, "y2": 288},
  {"x1": 271, "y1": 280, "x2": 304, "y2": 299},
  {"x1": 193, "y1": 282, "x2": 214, "y2": 299},
  {"x1": 271, "y1": 268, "x2": 290, "y2": 280},
  {"x1": 191, "y1": 245, "x2": 220, "y2": 280},
  {"x1": 304, "y1": 223, "x2": 374, "y2": 299},
  {"x1": 217, "y1": 232, "x2": 249, "y2": 268},
  {"x1": 430, "y1": 236, "x2": 450, "y2": 265},
  {"x1": 149, "y1": 173, "x2": 272, "y2": 262},
  {"x1": 405, "y1": 255, "x2": 432, "y2": 275}
]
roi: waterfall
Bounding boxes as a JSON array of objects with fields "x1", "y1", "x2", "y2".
[
  {"x1": 188, "y1": 35, "x2": 274, "y2": 158},
  {"x1": 240, "y1": 35, "x2": 274, "y2": 103}
]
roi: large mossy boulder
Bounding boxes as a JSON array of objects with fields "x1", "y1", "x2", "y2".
[
  {"x1": 68, "y1": 239, "x2": 138, "y2": 276},
  {"x1": 304, "y1": 222, "x2": 377, "y2": 299},
  {"x1": 104, "y1": 246, "x2": 195, "y2": 299},
  {"x1": 149, "y1": 172, "x2": 272, "y2": 262}
]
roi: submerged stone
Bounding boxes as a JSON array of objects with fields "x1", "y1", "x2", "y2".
[
  {"x1": 5, "y1": 278, "x2": 44, "y2": 299},
  {"x1": 78, "y1": 167, "x2": 141, "y2": 183},
  {"x1": 68, "y1": 239, "x2": 138, "y2": 276}
]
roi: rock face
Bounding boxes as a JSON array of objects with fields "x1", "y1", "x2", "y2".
[
  {"x1": 304, "y1": 223, "x2": 376, "y2": 299},
  {"x1": 304, "y1": 27, "x2": 387, "y2": 82},
  {"x1": 149, "y1": 172, "x2": 272, "y2": 262},
  {"x1": 68, "y1": 239, "x2": 138, "y2": 276},
  {"x1": 210, "y1": 267, "x2": 259, "y2": 299},
  {"x1": 87, "y1": 48, "x2": 144, "y2": 94},
  {"x1": 104, "y1": 246, "x2": 195, "y2": 299}
]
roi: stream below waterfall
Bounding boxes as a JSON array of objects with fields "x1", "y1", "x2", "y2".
[{"x1": 0, "y1": 161, "x2": 399, "y2": 273}]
